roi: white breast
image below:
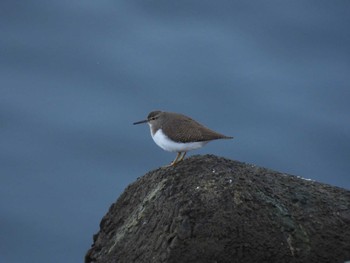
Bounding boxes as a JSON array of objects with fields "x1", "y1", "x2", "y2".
[{"x1": 151, "y1": 128, "x2": 208, "y2": 152}]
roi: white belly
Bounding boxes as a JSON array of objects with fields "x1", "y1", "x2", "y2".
[{"x1": 151, "y1": 129, "x2": 208, "y2": 152}]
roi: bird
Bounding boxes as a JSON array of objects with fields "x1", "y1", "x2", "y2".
[{"x1": 133, "y1": 110, "x2": 233, "y2": 166}]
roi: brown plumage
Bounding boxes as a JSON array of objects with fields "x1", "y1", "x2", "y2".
[
  {"x1": 148, "y1": 111, "x2": 233, "y2": 143},
  {"x1": 134, "y1": 110, "x2": 233, "y2": 166}
]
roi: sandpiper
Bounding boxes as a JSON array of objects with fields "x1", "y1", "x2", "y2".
[{"x1": 133, "y1": 110, "x2": 233, "y2": 166}]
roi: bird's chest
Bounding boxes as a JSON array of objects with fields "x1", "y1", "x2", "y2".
[{"x1": 151, "y1": 128, "x2": 206, "y2": 152}]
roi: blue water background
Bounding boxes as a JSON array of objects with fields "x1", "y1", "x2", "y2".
[{"x1": 1, "y1": 1, "x2": 349, "y2": 262}]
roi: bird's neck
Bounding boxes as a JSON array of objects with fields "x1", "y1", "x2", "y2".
[{"x1": 148, "y1": 123, "x2": 158, "y2": 136}]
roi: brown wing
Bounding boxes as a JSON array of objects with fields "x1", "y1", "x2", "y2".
[{"x1": 162, "y1": 113, "x2": 232, "y2": 143}]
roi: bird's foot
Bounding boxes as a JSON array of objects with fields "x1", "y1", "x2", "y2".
[{"x1": 164, "y1": 152, "x2": 187, "y2": 167}]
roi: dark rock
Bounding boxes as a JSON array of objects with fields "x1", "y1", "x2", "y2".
[{"x1": 85, "y1": 155, "x2": 350, "y2": 263}]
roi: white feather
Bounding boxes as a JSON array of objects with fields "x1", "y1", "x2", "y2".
[{"x1": 150, "y1": 128, "x2": 208, "y2": 152}]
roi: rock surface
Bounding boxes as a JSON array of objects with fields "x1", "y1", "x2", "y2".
[{"x1": 85, "y1": 155, "x2": 350, "y2": 263}]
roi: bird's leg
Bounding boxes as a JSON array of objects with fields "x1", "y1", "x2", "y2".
[
  {"x1": 169, "y1": 152, "x2": 182, "y2": 166},
  {"x1": 178, "y1": 152, "x2": 187, "y2": 162}
]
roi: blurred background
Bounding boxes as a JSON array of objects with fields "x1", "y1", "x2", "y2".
[{"x1": 1, "y1": 1, "x2": 349, "y2": 262}]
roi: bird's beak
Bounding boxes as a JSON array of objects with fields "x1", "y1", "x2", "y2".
[{"x1": 133, "y1": 119, "x2": 148, "y2": 125}]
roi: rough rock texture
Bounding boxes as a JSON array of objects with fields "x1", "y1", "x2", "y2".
[{"x1": 85, "y1": 155, "x2": 350, "y2": 263}]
